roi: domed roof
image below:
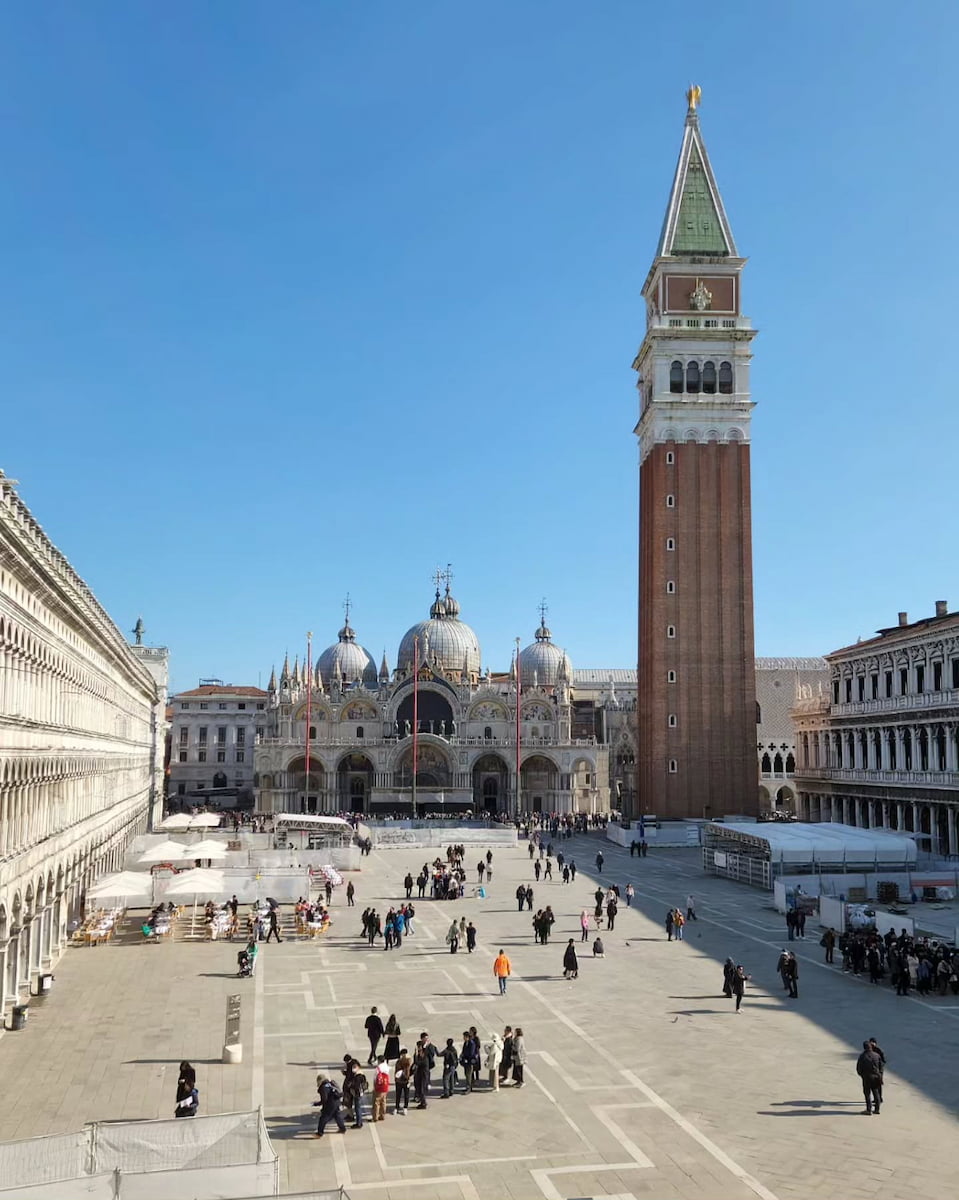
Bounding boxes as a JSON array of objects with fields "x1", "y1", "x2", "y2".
[
  {"x1": 519, "y1": 618, "x2": 571, "y2": 687},
  {"x1": 317, "y1": 620, "x2": 377, "y2": 686},
  {"x1": 398, "y1": 588, "x2": 481, "y2": 677}
]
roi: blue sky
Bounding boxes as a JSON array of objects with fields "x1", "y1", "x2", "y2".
[{"x1": 2, "y1": 3, "x2": 956, "y2": 693}]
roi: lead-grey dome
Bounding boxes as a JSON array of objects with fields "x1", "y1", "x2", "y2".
[
  {"x1": 318, "y1": 621, "x2": 377, "y2": 686},
  {"x1": 398, "y1": 589, "x2": 481, "y2": 677},
  {"x1": 519, "y1": 620, "x2": 571, "y2": 687}
]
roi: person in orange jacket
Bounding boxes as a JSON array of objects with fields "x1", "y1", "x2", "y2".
[{"x1": 493, "y1": 949, "x2": 512, "y2": 995}]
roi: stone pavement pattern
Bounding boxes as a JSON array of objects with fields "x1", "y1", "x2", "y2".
[{"x1": 1, "y1": 835, "x2": 958, "y2": 1200}]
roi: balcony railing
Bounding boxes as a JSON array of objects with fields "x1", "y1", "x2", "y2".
[
  {"x1": 830, "y1": 688, "x2": 959, "y2": 718},
  {"x1": 795, "y1": 766, "x2": 959, "y2": 787},
  {"x1": 256, "y1": 734, "x2": 596, "y2": 749}
]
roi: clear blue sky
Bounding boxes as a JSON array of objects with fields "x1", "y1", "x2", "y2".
[{"x1": 2, "y1": 3, "x2": 956, "y2": 693}]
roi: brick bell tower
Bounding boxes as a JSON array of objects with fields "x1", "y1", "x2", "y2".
[{"x1": 633, "y1": 87, "x2": 758, "y2": 821}]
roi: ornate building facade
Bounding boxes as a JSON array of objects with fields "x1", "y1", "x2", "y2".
[
  {"x1": 793, "y1": 603, "x2": 959, "y2": 854},
  {"x1": 254, "y1": 587, "x2": 609, "y2": 816},
  {"x1": 168, "y1": 682, "x2": 270, "y2": 805},
  {"x1": 0, "y1": 470, "x2": 168, "y2": 1020},
  {"x1": 633, "y1": 89, "x2": 759, "y2": 820}
]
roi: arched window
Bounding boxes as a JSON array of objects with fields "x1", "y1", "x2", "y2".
[
  {"x1": 669, "y1": 361, "x2": 684, "y2": 393},
  {"x1": 719, "y1": 361, "x2": 733, "y2": 393},
  {"x1": 667, "y1": 670, "x2": 676, "y2": 683},
  {"x1": 666, "y1": 580, "x2": 675, "y2": 594},
  {"x1": 668, "y1": 759, "x2": 678, "y2": 773},
  {"x1": 785, "y1": 752, "x2": 795, "y2": 773},
  {"x1": 356, "y1": 726, "x2": 364, "y2": 739},
  {"x1": 756, "y1": 701, "x2": 762, "y2": 724},
  {"x1": 702, "y1": 360, "x2": 717, "y2": 393},
  {"x1": 484, "y1": 726, "x2": 493, "y2": 741},
  {"x1": 686, "y1": 360, "x2": 701, "y2": 394},
  {"x1": 666, "y1": 625, "x2": 676, "y2": 639},
  {"x1": 666, "y1": 537, "x2": 675, "y2": 551},
  {"x1": 309, "y1": 725, "x2": 316, "y2": 739},
  {"x1": 665, "y1": 451, "x2": 675, "y2": 465},
  {"x1": 761, "y1": 753, "x2": 772, "y2": 774},
  {"x1": 668, "y1": 713, "x2": 677, "y2": 727},
  {"x1": 773, "y1": 752, "x2": 784, "y2": 774}
]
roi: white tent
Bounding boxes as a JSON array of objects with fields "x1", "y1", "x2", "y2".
[
  {"x1": 184, "y1": 839, "x2": 229, "y2": 859},
  {"x1": 159, "y1": 813, "x2": 193, "y2": 830},
  {"x1": 137, "y1": 839, "x2": 192, "y2": 864},
  {"x1": 87, "y1": 871, "x2": 154, "y2": 901},
  {"x1": 708, "y1": 822, "x2": 918, "y2": 866},
  {"x1": 190, "y1": 814, "x2": 223, "y2": 828},
  {"x1": 162, "y1": 868, "x2": 227, "y2": 938}
]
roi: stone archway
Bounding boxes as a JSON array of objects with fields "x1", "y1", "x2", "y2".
[
  {"x1": 758, "y1": 784, "x2": 771, "y2": 809},
  {"x1": 337, "y1": 753, "x2": 375, "y2": 812},
  {"x1": 521, "y1": 755, "x2": 559, "y2": 814},
  {"x1": 288, "y1": 757, "x2": 328, "y2": 813},
  {"x1": 394, "y1": 743, "x2": 452, "y2": 790},
  {"x1": 472, "y1": 754, "x2": 510, "y2": 814},
  {"x1": 396, "y1": 687, "x2": 455, "y2": 738}
]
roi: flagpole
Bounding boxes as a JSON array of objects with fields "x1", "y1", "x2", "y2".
[
  {"x1": 412, "y1": 636, "x2": 419, "y2": 819},
  {"x1": 305, "y1": 632, "x2": 313, "y2": 813},
  {"x1": 515, "y1": 637, "x2": 521, "y2": 816}
]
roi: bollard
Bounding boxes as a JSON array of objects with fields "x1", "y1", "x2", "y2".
[{"x1": 222, "y1": 1042, "x2": 243, "y2": 1065}]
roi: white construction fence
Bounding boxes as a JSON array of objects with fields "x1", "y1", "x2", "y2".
[{"x1": 0, "y1": 1110, "x2": 277, "y2": 1200}]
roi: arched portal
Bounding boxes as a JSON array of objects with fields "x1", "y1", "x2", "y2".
[
  {"x1": 472, "y1": 754, "x2": 509, "y2": 814},
  {"x1": 396, "y1": 689, "x2": 454, "y2": 738},
  {"x1": 288, "y1": 756, "x2": 328, "y2": 813},
  {"x1": 337, "y1": 754, "x2": 374, "y2": 812},
  {"x1": 521, "y1": 755, "x2": 559, "y2": 814},
  {"x1": 394, "y1": 744, "x2": 452, "y2": 789}
]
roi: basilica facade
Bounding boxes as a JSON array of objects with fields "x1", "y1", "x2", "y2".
[{"x1": 254, "y1": 584, "x2": 609, "y2": 816}]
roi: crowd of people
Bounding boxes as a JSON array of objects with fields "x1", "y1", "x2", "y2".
[
  {"x1": 312, "y1": 1014, "x2": 529, "y2": 1135},
  {"x1": 821, "y1": 925, "x2": 959, "y2": 996}
]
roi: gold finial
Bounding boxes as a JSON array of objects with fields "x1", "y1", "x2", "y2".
[{"x1": 686, "y1": 84, "x2": 702, "y2": 112}]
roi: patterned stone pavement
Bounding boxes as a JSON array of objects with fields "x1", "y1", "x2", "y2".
[{"x1": 1, "y1": 833, "x2": 958, "y2": 1199}]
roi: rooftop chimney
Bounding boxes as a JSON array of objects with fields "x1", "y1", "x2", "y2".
[
  {"x1": 897, "y1": 612, "x2": 909, "y2": 627},
  {"x1": 935, "y1": 600, "x2": 948, "y2": 618}
]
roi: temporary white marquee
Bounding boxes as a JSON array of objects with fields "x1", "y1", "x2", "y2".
[{"x1": 706, "y1": 821, "x2": 918, "y2": 866}]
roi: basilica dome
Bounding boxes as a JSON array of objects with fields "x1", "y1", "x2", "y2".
[
  {"x1": 317, "y1": 621, "x2": 377, "y2": 686},
  {"x1": 397, "y1": 588, "x2": 481, "y2": 677},
  {"x1": 519, "y1": 619, "x2": 571, "y2": 687}
]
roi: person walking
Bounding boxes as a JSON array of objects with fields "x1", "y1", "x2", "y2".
[
  {"x1": 525, "y1": 884, "x2": 534, "y2": 910},
  {"x1": 544, "y1": 858, "x2": 553, "y2": 880},
  {"x1": 511, "y1": 1028, "x2": 527, "y2": 1087},
  {"x1": 666, "y1": 909, "x2": 675, "y2": 941},
  {"x1": 365, "y1": 1007, "x2": 384, "y2": 1065},
  {"x1": 856, "y1": 1040, "x2": 883, "y2": 1115},
  {"x1": 343, "y1": 1060, "x2": 368, "y2": 1128},
  {"x1": 393, "y1": 1048, "x2": 411, "y2": 1115},
  {"x1": 416, "y1": 871, "x2": 427, "y2": 899},
  {"x1": 404, "y1": 872, "x2": 414, "y2": 899},
  {"x1": 446, "y1": 918, "x2": 460, "y2": 954},
  {"x1": 731, "y1": 964, "x2": 749, "y2": 1012},
  {"x1": 266, "y1": 907, "x2": 282, "y2": 943},
  {"x1": 686, "y1": 894, "x2": 697, "y2": 921},
  {"x1": 776, "y1": 948, "x2": 791, "y2": 993},
  {"x1": 784, "y1": 951, "x2": 799, "y2": 998},
  {"x1": 441, "y1": 1037, "x2": 458, "y2": 1098},
  {"x1": 569, "y1": 860, "x2": 577, "y2": 881},
  {"x1": 821, "y1": 927, "x2": 836, "y2": 964},
  {"x1": 625, "y1": 883, "x2": 634, "y2": 907},
  {"x1": 493, "y1": 948, "x2": 512, "y2": 995},
  {"x1": 673, "y1": 909, "x2": 685, "y2": 941},
  {"x1": 534, "y1": 859, "x2": 542, "y2": 882},
  {"x1": 383, "y1": 1014, "x2": 401, "y2": 1061},
  {"x1": 580, "y1": 909, "x2": 590, "y2": 942},
  {"x1": 596, "y1": 850, "x2": 604, "y2": 872},
  {"x1": 175, "y1": 1074, "x2": 199, "y2": 1118},
  {"x1": 722, "y1": 957, "x2": 736, "y2": 997},
  {"x1": 786, "y1": 909, "x2": 797, "y2": 942},
  {"x1": 313, "y1": 1073, "x2": 346, "y2": 1137},
  {"x1": 516, "y1": 884, "x2": 526, "y2": 912},
  {"x1": 606, "y1": 898, "x2": 618, "y2": 932},
  {"x1": 869, "y1": 1037, "x2": 887, "y2": 1105},
  {"x1": 466, "y1": 921, "x2": 477, "y2": 954},
  {"x1": 563, "y1": 938, "x2": 579, "y2": 980},
  {"x1": 484, "y1": 1032, "x2": 504, "y2": 1090}
]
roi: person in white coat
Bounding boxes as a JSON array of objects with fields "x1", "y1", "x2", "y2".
[{"x1": 483, "y1": 1032, "x2": 504, "y2": 1090}]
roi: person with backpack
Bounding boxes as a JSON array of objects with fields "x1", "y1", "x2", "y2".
[
  {"x1": 343, "y1": 1059, "x2": 368, "y2": 1128},
  {"x1": 372, "y1": 1057, "x2": 390, "y2": 1122},
  {"x1": 313, "y1": 1073, "x2": 346, "y2": 1137}
]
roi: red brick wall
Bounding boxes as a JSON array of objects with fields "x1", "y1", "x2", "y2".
[{"x1": 635, "y1": 439, "x2": 757, "y2": 819}]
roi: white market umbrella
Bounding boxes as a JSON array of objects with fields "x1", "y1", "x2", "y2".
[
  {"x1": 163, "y1": 868, "x2": 227, "y2": 938},
  {"x1": 185, "y1": 839, "x2": 229, "y2": 860},
  {"x1": 137, "y1": 840, "x2": 192, "y2": 864},
  {"x1": 87, "y1": 871, "x2": 154, "y2": 901},
  {"x1": 160, "y1": 814, "x2": 193, "y2": 830},
  {"x1": 190, "y1": 814, "x2": 223, "y2": 828}
]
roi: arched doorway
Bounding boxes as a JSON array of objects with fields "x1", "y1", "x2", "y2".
[
  {"x1": 571, "y1": 758, "x2": 595, "y2": 810},
  {"x1": 212, "y1": 771, "x2": 227, "y2": 789},
  {"x1": 758, "y1": 785, "x2": 771, "y2": 809},
  {"x1": 472, "y1": 754, "x2": 509, "y2": 814},
  {"x1": 337, "y1": 754, "x2": 374, "y2": 812},
  {"x1": 776, "y1": 786, "x2": 795, "y2": 812},
  {"x1": 288, "y1": 757, "x2": 328, "y2": 813},
  {"x1": 394, "y1": 744, "x2": 452, "y2": 789},
  {"x1": 396, "y1": 688, "x2": 454, "y2": 738},
  {"x1": 521, "y1": 755, "x2": 558, "y2": 813}
]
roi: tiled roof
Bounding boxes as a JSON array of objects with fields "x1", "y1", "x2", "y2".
[
  {"x1": 574, "y1": 669, "x2": 637, "y2": 685},
  {"x1": 173, "y1": 685, "x2": 269, "y2": 698}
]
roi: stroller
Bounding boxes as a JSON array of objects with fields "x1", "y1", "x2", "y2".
[{"x1": 237, "y1": 949, "x2": 253, "y2": 978}]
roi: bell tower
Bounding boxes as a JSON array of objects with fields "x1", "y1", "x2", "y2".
[{"x1": 633, "y1": 88, "x2": 758, "y2": 821}]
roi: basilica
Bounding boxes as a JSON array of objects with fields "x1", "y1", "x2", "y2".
[{"x1": 254, "y1": 581, "x2": 611, "y2": 816}]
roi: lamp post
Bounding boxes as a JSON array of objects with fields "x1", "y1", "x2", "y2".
[{"x1": 515, "y1": 636, "x2": 521, "y2": 816}]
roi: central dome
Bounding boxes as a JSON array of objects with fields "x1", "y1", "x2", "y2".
[
  {"x1": 318, "y1": 620, "x2": 377, "y2": 686},
  {"x1": 398, "y1": 588, "x2": 481, "y2": 677},
  {"x1": 519, "y1": 617, "x2": 571, "y2": 687}
]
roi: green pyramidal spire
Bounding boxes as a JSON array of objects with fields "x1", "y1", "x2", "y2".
[{"x1": 656, "y1": 89, "x2": 737, "y2": 258}]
